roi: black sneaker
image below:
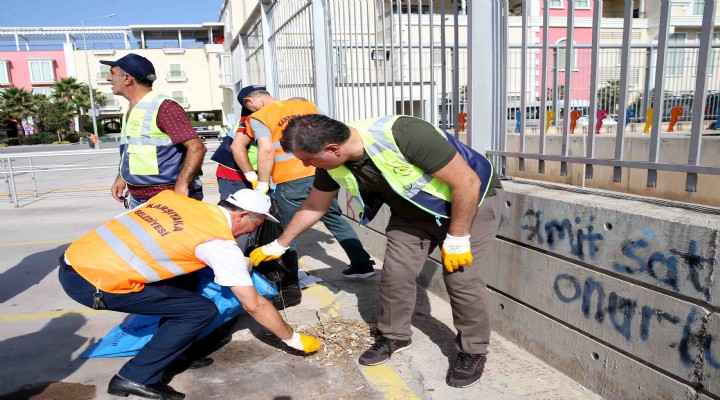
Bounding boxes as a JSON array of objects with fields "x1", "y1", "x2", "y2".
[
  {"x1": 447, "y1": 352, "x2": 487, "y2": 388},
  {"x1": 271, "y1": 284, "x2": 302, "y2": 310},
  {"x1": 342, "y1": 261, "x2": 377, "y2": 279},
  {"x1": 358, "y1": 337, "x2": 412, "y2": 366}
]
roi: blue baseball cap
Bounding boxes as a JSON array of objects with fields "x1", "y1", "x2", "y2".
[
  {"x1": 100, "y1": 53, "x2": 157, "y2": 82},
  {"x1": 237, "y1": 85, "x2": 266, "y2": 116}
]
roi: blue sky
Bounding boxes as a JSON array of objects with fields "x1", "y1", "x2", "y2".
[{"x1": 0, "y1": 0, "x2": 224, "y2": 27}]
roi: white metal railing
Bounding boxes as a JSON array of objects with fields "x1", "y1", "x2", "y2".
[
  {"x1": 235, "y1": 0, "x2": 719, "y2": 195},
  {"x1": 0, "y1": 142, "x2": 220, "y2": 207}
]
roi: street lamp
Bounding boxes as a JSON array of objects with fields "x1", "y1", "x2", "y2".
[{"x1": 82, "y1": 13, "x2": 116, "y2": 149}]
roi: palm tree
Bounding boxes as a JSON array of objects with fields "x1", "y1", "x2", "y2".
[
  {"x1": 52, "y1": 77, "x2": 83, "y2": 103},
  {"x1": 53, "y1": 77, "x2": 85, "y2": 132},
  {"x1": 0, "y1": 86, "x2": 35, "y2": 137}
]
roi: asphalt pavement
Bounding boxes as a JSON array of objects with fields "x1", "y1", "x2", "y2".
[{"x1": 0, "y1": 145, "x2": 602, "y2": 400}]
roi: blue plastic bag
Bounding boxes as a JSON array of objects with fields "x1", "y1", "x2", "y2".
[{"x1": 81, "y1": 268, "x2": 278, "y2": 358}]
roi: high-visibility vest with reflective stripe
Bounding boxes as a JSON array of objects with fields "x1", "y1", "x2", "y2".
[
  {"x1": 245, "y1": 100, "x2": 318, "y2": 184},
  {"x1": 119, "y1": 91, "x2": 184, "y2": 186},
  {"x1": 65, "y1": 191, "x2": 234, "y2": 293},
  {"x1": 328, "y1": 116, "x2": 494, "y2": 225}
]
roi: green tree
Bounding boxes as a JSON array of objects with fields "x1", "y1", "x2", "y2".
[
  {"x1": 597, "y1": 80, "x2": 620, "y2": 112},
  {"x1": 52, "y1": 77, "x2": 83, "y2": 103},
  {"x1": 42, "y1": 100, "x2": 77, "y2": 141},
  {"x1": 52, "y1": 77, "x2": 106, "y2": 133},
  {"x1": 0, "y1": 86, "x2": 35, "y2": 137},
  {"x1": 29, "y1": 93, "x2": 51, "y2": 135}
]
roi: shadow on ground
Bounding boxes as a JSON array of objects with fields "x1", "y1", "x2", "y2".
[
  {"x1": 0, "y1": 244, "x2": 69, "y2": 304},
  {"x1": 0, "y1": 312, "x2": 93, "y2": 399}
]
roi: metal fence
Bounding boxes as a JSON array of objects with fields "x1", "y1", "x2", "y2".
[
  {"x1": 236, "y1": 0, "x2": 470, "y2": 132},
  {"x1": 233, "y1": 0, "x2": 719, "y2": 196},
  {"x1": 508, "y1": 44, "x2": 720, "y2": 125},
  {"x1": 0, "y1": 143, "x2": 221, "y2": 207}
]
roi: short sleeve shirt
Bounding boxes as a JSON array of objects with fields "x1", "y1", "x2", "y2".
[
  {"x1": 314, "y1": 117, "x2": 455, "y2": 222},
  {"x1": 313, "y1": 117, "x2": 502, "y2": 222},
  {"x1": 127, "y1": 99, "x2": 200, "y2": 199}
]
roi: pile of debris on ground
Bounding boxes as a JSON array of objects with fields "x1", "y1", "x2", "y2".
[{"x1": 297, "y1": 318, "x2": 379, "y2": 364}]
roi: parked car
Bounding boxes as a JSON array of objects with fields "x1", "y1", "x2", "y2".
[{"x1": 193, "y1": 125, "x2": 222, "y2": 141}]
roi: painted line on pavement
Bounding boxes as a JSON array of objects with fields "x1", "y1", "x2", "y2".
[
  {"x1": 0, "y1": 308, "x2": 104, "y2": 323},
  {"x1": 301, "y1": 269, "x2": 418, "y2": 400},
  {"x1": 302, "y1": 284, "x2": 340, "y2": 318},
  {"x1": 363, "y1": 364, "x2": 420, "y2": 400}
]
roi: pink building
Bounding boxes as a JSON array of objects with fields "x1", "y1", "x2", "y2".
[
  {"x1": 542, "y1": 1, "x2": 594, "y2": 103},
  {"x1": 0, "y1": 50, "x2": 68, "y2": 96}
]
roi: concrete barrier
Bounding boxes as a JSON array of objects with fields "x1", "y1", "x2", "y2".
[
  {"x1": 341, "y1": 180, "x2": 720, "y2": 399},
  {"x1": 504, "y1": 133, "x2": 720, "y2": 207}
]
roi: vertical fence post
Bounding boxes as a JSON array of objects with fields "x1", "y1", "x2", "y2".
[
  {"x1": 7, "y1": 156, "x2": 18, "y2": 207},
  {"x1": 586, "y1": 0, "x2": 603, "y2": 181},
  {"x1": 29, "y1": 157, "x2": 37, "y2": 197},
  {"x1": 647, "y1": 1, "x2": 672, "y2": 188},
  {"x1": 518, "y1": 0, "x2": 528, "y2": 172},
  {"x1": 260, "y1": 2, "x2": 276, "y2": 95},
  {"x1": 467, "y1": 0, "x2": 500, "y2": 160},
  {"x1": 612, "y1": 0, "x2": 634, "y2": 183},
  {"x1": 312, "y1": 0, "x2": 334, "y2": 116},
  {"x1": 560, "y1": 0, "x2": 575, "y2": 177},
  {"x1": 1, "y1": 156, "x2": 12, "y2": 202},
  {"x1": 686, "y1": 0, "x2": 717, "y2": 192},
  {"x1": 539, "y1": 0, "x2": 549, "y2": 175}
]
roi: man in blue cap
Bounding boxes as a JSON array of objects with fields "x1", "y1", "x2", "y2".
[
  {"x1": 235, "y1": 85, "x2": 377, "y2": 309},
  {"x1": 101, "y1": 53, "x2": 206, "y2": 208}
]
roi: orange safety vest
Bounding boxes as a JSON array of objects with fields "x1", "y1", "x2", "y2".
[
  {"x1": 245, "y1": 100, "x2": 318, "y2": 184},
  {"x1": 65, "y1": 190, "x2": 234, "y2": 293}
]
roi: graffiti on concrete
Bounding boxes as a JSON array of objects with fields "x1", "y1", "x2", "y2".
[
  {"x1": 553, "y1": 273, "x2": 719, "y2": 370},
  {"x1": 519, "y1": 209, "x2": 604, "y2": 261},
  {"x1": 520, "y1": 208, "x2": 716, "y2": 300},
  {"x1": 612, "y1": 239, "x2": 714, "y2": 301}
]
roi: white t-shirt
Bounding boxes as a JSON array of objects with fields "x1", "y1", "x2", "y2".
[{"x1": 194, "y1": 206, "x2": 253, "y2": 287}]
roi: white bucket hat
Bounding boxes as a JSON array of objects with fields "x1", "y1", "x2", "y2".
[{"x1": 226, "y1": 189, "x2": 279, "y2": 223}]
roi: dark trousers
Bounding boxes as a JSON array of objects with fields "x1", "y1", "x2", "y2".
[
  {"x1": 272, "y1": 176, "x2": 371, "y2": 285},
  {"x1": 378, "y1": 191, "x2": 503, "y2": 355},
  {"x1": 58, "y1": 256, "x2": 218, "y2": 385}
]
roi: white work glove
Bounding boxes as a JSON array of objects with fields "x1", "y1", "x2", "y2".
[
  {"x1": 249, "y1": 239, "x2": 289, "y2": 266},
  {"x1": 283, "y1": 331, "x2": 321, "y2": 353},
  {"x1": 440, "y1": 234, "x2": 473, "y2": 273},
  {"x1": 244, "y1": 171, "x2": 259, "y2": 189},
  {"x1": 255, "y1": 181, "x2": 270, "y2": 195}
]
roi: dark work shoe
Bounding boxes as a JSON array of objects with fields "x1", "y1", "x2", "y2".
[
  {"x1": 108, "y1": 374, "x2": 185, "y2": 399},
  {"x1": 358, "y1": 337, "x2": 412, "y2": 366},
  {"x1": 271, "y1": 284, "x2": 302, "y2": 310},
  {"x1": 447, "y1": 353, "x2": 487, "y2": 388},
  {"x1": 342, "y1": 261, "x2": 377, "y2": 279}
]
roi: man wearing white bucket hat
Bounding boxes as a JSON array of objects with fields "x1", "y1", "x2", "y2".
[{"x1": 59, "y1": 189, "x2": 321, "y2": 400}]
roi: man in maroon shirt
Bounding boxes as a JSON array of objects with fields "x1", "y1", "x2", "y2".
[{"x1": 101, "y1": 53, "x2": 207, "y2": 208}]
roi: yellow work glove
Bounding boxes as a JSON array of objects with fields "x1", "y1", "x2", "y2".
[
  {"x1": 249, "y1": 239, "x2": 289, "y2": 266},
  {"x1": 255, "y1": 181, "x2": 270, "y2": 195},
  {"x1": 244, "y1": 171, "x2": 259, "y2": 190},
  {"x1": 440, "y1": 233, "x2": 473, "y2": 272},
  {"x1": 283, "y1": 331, "x2": 322, "y2": 353}
]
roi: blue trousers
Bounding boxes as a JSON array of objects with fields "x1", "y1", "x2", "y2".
[
  {"x1": 272, "y1": 176, "x2": 371, "y2": 284},
  {"x1": 58, "y1": 256, "x2": 218, "y2": 385},
  {"x1": 217, "y1": 178, "x2": 251, "y2": 201}
]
